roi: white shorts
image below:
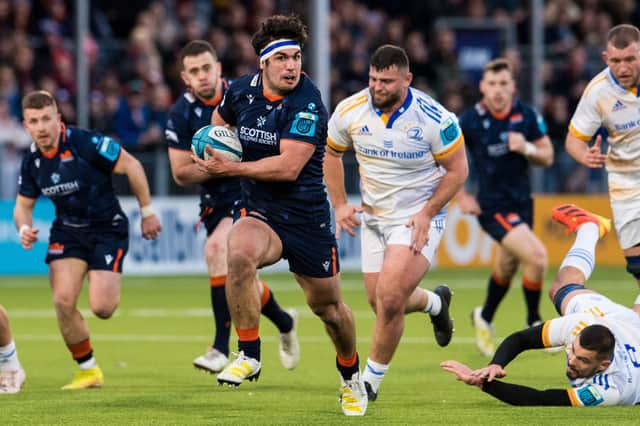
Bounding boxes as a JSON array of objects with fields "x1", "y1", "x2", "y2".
[
  {"x1": 565, "y1": 293, "x2": 640, "y2": 326},
  {"x1": 360, "y1": 215, "x2": 445, "y2": 273},
  {"x1": 608, "y1": 171, "x2": 640, "y2": 249}
]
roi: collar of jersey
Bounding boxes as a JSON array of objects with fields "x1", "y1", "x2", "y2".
[
  {"x1": 373, "y1": 87, "x2": 413, "y2": 128},
  {"x1": 606, "y1": 67, "x2": 640, "y2": 96},
  {"x1": 39, "y1": 123, "x2": 67, "y2": 159}
]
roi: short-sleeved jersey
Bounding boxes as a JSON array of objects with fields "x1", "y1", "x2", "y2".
[
  {"x1": 217, "y1": 72, "x2": 329, "y2": 224},
  {"x1": 459, "y1": 100, "x2": 547, "y2": 205},
  {"x1": 165, "y1": 85, "x2": 241, "y2": 206},
  {"x1": 569, "y1": 68, "x2": 640, "y2": 175},
  {"x1": 542, "y1": 305, "x2": 640, "y2": 406},
  {"x1": 18, "y1": 126, "x2": 125, "y2": 227},
  {"x1": 327, "y1": 87, "x2": 463, "y2": 222}
]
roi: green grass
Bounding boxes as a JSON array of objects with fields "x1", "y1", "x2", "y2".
[{"x1": 1, "y1": 267, "x2": 639, "y2": 425}]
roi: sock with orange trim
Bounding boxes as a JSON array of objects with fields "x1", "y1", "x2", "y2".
[
  {"x1": 481, "y1": 273, "x2": 511, "y2": 323},
  {"x1": 67, "y1": 338, "x2": 96, "y2": 370},
  {"x1": 210, "y1": 275, "x2": 231, "y2": 356},
  {"x1": 237, "y1": 327, "x2": 260, "y2": 361},
  {"x1": 522, "y1": 277, "x2": 542, "y2": 326},
  {"x1": 336, "y1": 352, "x2": 359, "y2": 381},
  {"x1": 260, "y1": 282, "x2": 293, "y2": 333}
]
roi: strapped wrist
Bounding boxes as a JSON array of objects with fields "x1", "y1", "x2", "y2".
[
  {"x1": 19, "y1": 224, "x2": 30, "y2": 238},
  {"x1": 140, "y1": 205, "x2": 155, "y2": 219}
]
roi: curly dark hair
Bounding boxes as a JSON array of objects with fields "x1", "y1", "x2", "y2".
[{"x1": 251, "y1": 14, "x2": 308, "y2": 56}]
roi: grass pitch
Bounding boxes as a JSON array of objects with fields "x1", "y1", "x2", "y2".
[{"x1": 1, "y1": 267, "x2": 638, "y2": 425}]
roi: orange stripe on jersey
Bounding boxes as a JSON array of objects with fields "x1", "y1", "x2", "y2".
[
  {"x1": 327, "y1": 136, "x2": 347, "y2": 152},
  {"x1": 567, "y1": 388, "x2": 580, "y2": 406},
  {"x1": 379, "y1": 113, "x2": 389, "y2": 126},
  {"x1": 541, "y1": 320, "x2": 552, "y2": 347},
  {"x1": 236, "y1": 327, "x2": 259, "y2": 341},
  {"x1": 331, "y1": 246, "x2": 337, "y2": 276},
  {"x1": 67, "y1": 338, "x2": 92, "y2": 360},
  {"x1": 239, "y1": 208, "x2": 247, "y2": 217},
  {"x1": 568, "y1": 123, "x2": 592, "y2": 142},
  {"x1": 433, "y1": 135, "x2": 464, "y2": 160},
  {"x1": 263, "y1": 87, "x2": 283, "y2": 102},
  {"x1": 210, "y1": 275, "x2": 226, "y2": 287},
  {"x1": 112, "y1": 248, "x2": 124, "y2": 272},
  {"x1": 494, "y1": 213, "x2": 513, "y2": 232},
  {"x1": 522, "y1": 276, "x2": 542, "y2": 291},
  {"x1": 260, "y1": 281, "x2": 271, "y2": 307}
]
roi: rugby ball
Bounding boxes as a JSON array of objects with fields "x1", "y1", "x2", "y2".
[{"x1": 191, "y1": 125, "x2": 242, "y2": 162}]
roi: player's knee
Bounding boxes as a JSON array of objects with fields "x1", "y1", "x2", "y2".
[
  {"x1": 204, "y1": 240, "x2": 226, "y2": 263},
  {"x1": 52, "y1": 293, "x2": 77, "y2": 314},
  {"x1": 376, "y1": 293, "x2": 404, "y2": 319},
  {"x1": 308, "y1": 300, "x2": 339, "y2": 324},
  {"x1": 625, "y1": 255, "x2": 640, "y2": 280},
  {"x1": 227, "y1": 251, "x2": 257, "y2": 282},
  {"x1": 91, "y1": 300, "x2": 118, "y2": 319},
  {"x1": 527, "y1": 248, "x2": 548, "y2": 273}
]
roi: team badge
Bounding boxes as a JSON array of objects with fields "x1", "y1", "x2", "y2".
[
  {"x1": 440, "y1": 118, "x2": 460, "y2": 146},
  {"x1": 407, "y1": 127, "x2": 423, "y2": 141},
  {"x1": 51, "y1": 173, "x2": 60, "y2": 184},
  {"x1": 290, "y1": 111, "x2": 318, "y2": 137}
]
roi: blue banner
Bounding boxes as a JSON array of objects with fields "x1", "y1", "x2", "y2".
[{"x1": 0, "y1": 199, "x2": 54, "y2": 274}]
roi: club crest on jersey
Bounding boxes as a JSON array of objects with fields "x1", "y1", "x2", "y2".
[
  {"x1": 51, "y1": 173, "x2": 60, "y2": 184},
  {"x1": 195, "y1": 107, "x2": 202, "y2": 117},
  {"x1": 290, "y1": 111, "x2": 318, "y2": 137},
  {"x1": 407, "y1": 127, "x2": 423, "y2": 141}
]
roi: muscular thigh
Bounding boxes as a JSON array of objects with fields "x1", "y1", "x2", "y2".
[
  {"x1": 87, "y1": 270, "x2": 121, "y2": 305},
  {"x1": 500, "y1": 223, "x2": 546, "y2": 264},
  {"x1": 49, "y1": 258, "x2": 87, "y2": 300},
  {"x1": 377, "y1": 244, "x2": 430, "y2": 297},
  {"x1": 228, "y1": 215, "x2": 283, "y2": 267}
]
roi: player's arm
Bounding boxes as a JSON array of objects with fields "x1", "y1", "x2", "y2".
[
  {"x1": 168, "y1": 147, "x2": 212, "y2": 186},
  {"x1": 113, "y1": 149, "x2": 162, "y2": 239},
  {"x1": 490, "y1": 322, "x2": 545, "y2": 367},
  {"x1": 13, "y1": 194, "x2": 38, "y2": 249},
  {"x1": 508, "y1": 133, "x2": 553, "y2": 167},
  {"x1": 565, "y1": 133, "x2": 607, "y2": 168},
  {"x1": 481, "y1": 380, "x2": 573, "y2": 406},
  {"x1": 324, "y1": 146, "x2": 362, "y2": 237},
  {"x1": 200, "y1": 138, "x2": 314, "y2": 181},
  {"x1": 419, "y1": 143, "x2": 469, "y2": 219}
]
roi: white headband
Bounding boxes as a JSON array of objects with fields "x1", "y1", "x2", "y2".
[{"x1": 259, "y1": 39, "x2": 301, "y2": 63}]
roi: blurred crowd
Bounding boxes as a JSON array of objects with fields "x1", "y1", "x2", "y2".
[{"x1": 1, "y1": 0, "x2": 639, "y2": 198}]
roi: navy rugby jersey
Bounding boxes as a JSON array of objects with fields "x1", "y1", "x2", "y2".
[
  {"x1": 165, "y1": 82, "x2": 241, "y2": 205},
  {"x1": 217, "y1": 72, "x2": 329, "y2": 223},
  {"x1": 459, "y1": 100, "x2": 547, "y2": 204},
  {"x1": 18, "y1": 126, "x2": 125, "y2": 227}
]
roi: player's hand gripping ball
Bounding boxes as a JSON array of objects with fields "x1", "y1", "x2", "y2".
[{"x1": 191, "y1": 125, "x2": 242, "y2": 162}]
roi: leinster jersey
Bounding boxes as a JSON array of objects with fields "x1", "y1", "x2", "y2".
[
  {"x1": 459, "y1": 100, "x2": 547, "y2": 205},
  {"x1": 542, "y1": 303, "x2": 640, "y2": 406},
  {"x1": 165, "y1": 84, "x2": 241, "y2": 206},
  {"x1": 328, "y1": 87, "x2": 463, "y2": 222},
  {"x1": 18, "y1": 126, "x2": 125, "y2": 227},
  {"x1": 217, "y1": 73, "x2": 329, "y2": 223}
]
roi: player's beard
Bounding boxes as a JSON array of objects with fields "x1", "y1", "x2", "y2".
[{"x1": 371, "y1": 89, "x2": 401, "y2": 111}]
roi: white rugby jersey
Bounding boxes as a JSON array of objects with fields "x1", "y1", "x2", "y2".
[
  {"x1": 541, "y1": 307, "x2": 640, "y2": 406},
  {"x1": 569, "y1": 68, "x2": 640, "y2": 174},
  {"x1": 327, "y1": 87, "x2": 463, "y2": 221}
]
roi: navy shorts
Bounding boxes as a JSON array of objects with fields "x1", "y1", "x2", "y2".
[
  {"x1": 46, "y1": 219, "x2": 129, "y2": 272},
  {"x1": 199, "y1": 200, "x2": 236, "y2": 236},
  {"x1": 478, "y1": 198, "x2": 533, "y2": 243},
  {"x1": 234, "y1": 208, "x2": 339, "y2": 278}
]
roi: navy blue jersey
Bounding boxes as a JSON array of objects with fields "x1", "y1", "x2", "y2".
[
  {"x1": 459, "y1": 100, "x2": 547, "y2": 205},
  {"x1": 217, "y1": 73, "x2": 330, "y2": 224},
  {"x1": 18, "y1": 126, "x2": 125, "y2": 227},
  {"x1": 165, "y1": 83, "x2": 241, "y2": 206}
]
